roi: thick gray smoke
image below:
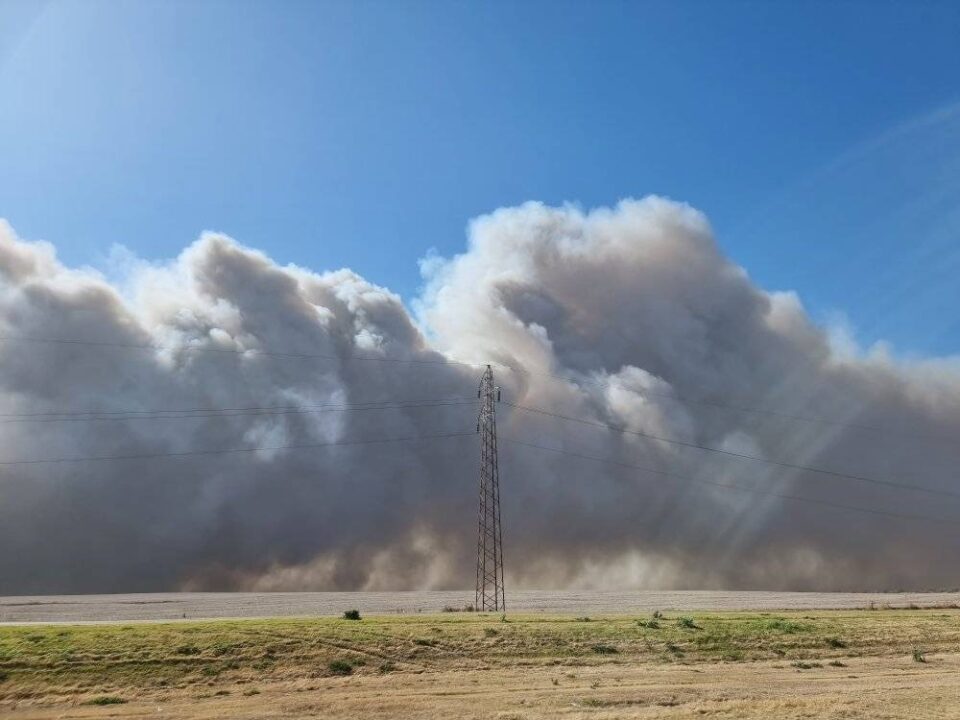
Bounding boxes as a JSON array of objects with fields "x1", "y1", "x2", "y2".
[{"x1": 2, "y1": 197, "x2": 959, "y2": 594}]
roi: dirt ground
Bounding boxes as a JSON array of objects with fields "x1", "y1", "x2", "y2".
[
  {"x1": 2, "y1": 610, "x2": 958, "y2": 719},
  {"x1": 6, "y1": 653, "x2": 960, "y2": 720}
]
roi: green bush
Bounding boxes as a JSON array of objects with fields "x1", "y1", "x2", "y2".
[
  {"x1": 83, "y1": 696, "x2": 126, "y2": 706},
  {"x1": 343, "y1": 609, "x2": 361, "y2": 621}
]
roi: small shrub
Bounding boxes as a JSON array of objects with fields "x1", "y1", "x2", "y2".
[
  {"x1": 791, "y1": 661, "x2": 822, "y2": 670},
  {"x1": 176, "y1": 644, "x2": 201, "y2": 656},
  {"x1": 652, "y1": 610, "x2": 663, "y2": 619},
  {"x1": 328, "y1": 660, "x2": 353, "y2": 675},
  {"x1": 574, "y1": 616, "x2": 591, "y2": 623},
  {"x1": 828, "y1": 660, "x2": 847, "y2": 667},
  {"x1": 378, "y1": 661, "x2": 396, "y2": 674},
  {"x1": 676, "y1": 617, "x2": 698, "y2": 630},
  {"x1": 413, "y1": 638, "x2": 436, "y2": 646},
  {"x1": 912, "y1": 648, "x2": 927, "y2": 663},
  {"x1": 637, "y1": 619, "x2": 659, "y2": 629},
  {"x1": 343, "y1": 609, "x2": 361, "y2": 621},
  {"x1": 826, "y1": 637, "x2": 847, "y2": 649},
  {"x1": 591, "y1": 644, "x2": 618, "y2": 654},
  {"x1": 84, "y1": 696, "x2": 126, "y2": 706},
  {"x1": 551, "y1": 678, "x2": 559, "y2": 686}
]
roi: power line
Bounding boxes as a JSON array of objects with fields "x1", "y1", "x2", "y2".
[
  {"x1": 501, "y1": 365, "x2": 957, "y2": 446},
  {"x1": 501, "y1": 436, "x2": 960, "y2": 528},
  {"x1": 503, "y1": 400, "x2": 960, "y2": 501},
  {"x1": 0, "y1": 430, "x2": 476, "y2": 466},
  {"x1": 0, "y1": 398, "x2": 474, "y2": 424},
  {"x1": 0, "y1": 333, "x2": 480, "y2": 368}
]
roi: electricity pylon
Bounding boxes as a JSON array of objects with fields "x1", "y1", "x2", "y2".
[{"x1": 475, "y1": 364, "x2": 505, "y2": 612}]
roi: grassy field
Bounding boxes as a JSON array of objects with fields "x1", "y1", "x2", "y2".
[{"x1": 2, "y1": 608, "x2": 959, "y2": 718}]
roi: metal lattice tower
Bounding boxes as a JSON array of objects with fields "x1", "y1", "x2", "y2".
[{"x1": 475, "y1": 364, "x2": 505, "y2": 612}]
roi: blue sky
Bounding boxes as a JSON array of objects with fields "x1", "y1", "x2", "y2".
[{"x1": 2, "y1": 0, "x2": 959, "y2": 354}]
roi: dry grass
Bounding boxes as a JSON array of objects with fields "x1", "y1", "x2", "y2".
[{"x1": 1, "y1": 609, "x2": 959, "y2": 718}]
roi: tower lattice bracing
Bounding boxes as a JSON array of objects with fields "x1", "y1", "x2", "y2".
[{"x1": 475, "y1": 364, "x2": 505, "y2": 611}]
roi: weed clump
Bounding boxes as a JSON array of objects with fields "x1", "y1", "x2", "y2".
[
  {"x1": 764, "y1": 619, "x2": 804, "y2": 634},
  {"x1": 637, "y1": 619, "x2": 660, "y2": 629},
  {"x1": 84, "y1": 696, "x2": 126, "y2": 706},
  {"x1": 826, "y1": 637, "x2": 847, "y2": 648},
  {"x1": 378, "y1": 661, "x2": 396, "y2": 674},
  {"x1": 590, "y1": 644, "x2": 618, "y2": 654},
  {"x1": 328, "y1": 660, "x2": 353, "y2": 675},
  {"x1": 912, "y1": 648, "x2": 927, "y2": 663},
  {"x1": 791, "y1": 661, "x2": 822, "y2": 670},
  {"x1": 343, "y1": 609, "x2": 361, "y2": 621},
  {"x1": 676, "y1": 617, "x2": 699, "y2": 630}
]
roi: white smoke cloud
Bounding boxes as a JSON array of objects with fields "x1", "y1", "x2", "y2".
[{"x1": 2, "y1": 197, "x2": 959, "y2": 594}]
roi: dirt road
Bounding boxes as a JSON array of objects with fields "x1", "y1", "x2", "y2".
[{"x1": 4, "y1": 590, "x2": 960, "y2": 623}]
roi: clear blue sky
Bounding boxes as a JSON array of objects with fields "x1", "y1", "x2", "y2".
[{"x1": 2, "y1": 0, "x2": 959, "y2": 354}]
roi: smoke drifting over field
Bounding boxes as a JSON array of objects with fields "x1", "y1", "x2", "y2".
[{"x1": 2, "y1": 197, "x2": 959, "y2": 594}]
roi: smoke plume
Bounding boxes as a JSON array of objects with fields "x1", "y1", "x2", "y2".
[{"x1": 1, "y1": 197, "x2": 959, "y2": 594}]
